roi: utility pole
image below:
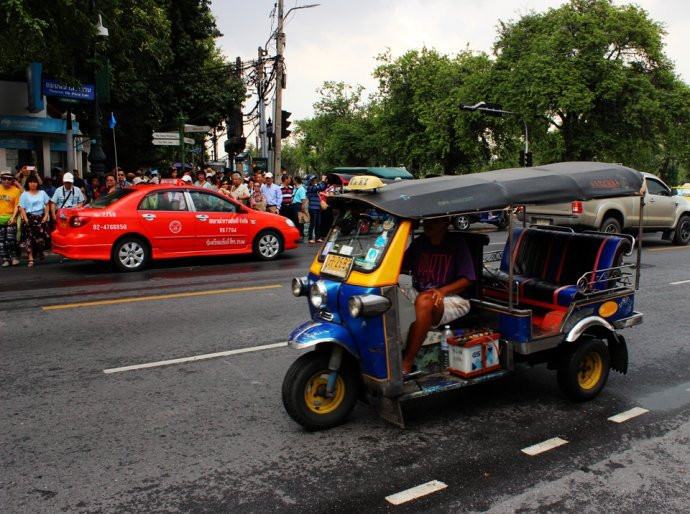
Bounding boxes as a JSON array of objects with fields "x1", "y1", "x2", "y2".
[
  {"x1": 257, "y1": 46, "x2": 268, "y2": 159},
  {"x1": 272, "y1": 0, "x2": 285, "y2": 176}
]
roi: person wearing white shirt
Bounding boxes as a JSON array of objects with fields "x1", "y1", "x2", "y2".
[
  {"x1": 50, "y1": 172, "x2": 85, "y2": 219},
  {"x1": 260, "y1": 172, "x2": 282, "y2": 214}
]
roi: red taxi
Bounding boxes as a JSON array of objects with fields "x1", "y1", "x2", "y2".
[{"x1": 52, "y1": 182, "x2": 300, "y2": 271}]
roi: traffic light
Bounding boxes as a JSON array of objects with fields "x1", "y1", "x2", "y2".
[
  {"x1": 519, "y1": 151, "x2": 533, "y2": 167},
  {"x1": 280, "y1": 110, "x2": 291, "y2": 139},
  {"x1": 224, "y1": 136, "x2": 246, "y2": 155}
]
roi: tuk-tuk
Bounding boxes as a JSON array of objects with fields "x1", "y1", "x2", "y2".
[{"x1": 282, "y1": 162, "x2": 645, "y2": 429}]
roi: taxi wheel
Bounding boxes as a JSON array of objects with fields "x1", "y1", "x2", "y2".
[
  {"x1": 557, "y1": 337, "x2": 610, "y2": 402},
  {"x1": 673, "y1": 215, "x2": 690, "y2": 245},
  {"x1": 112, "y1": 236, "x2": 149, "y2": 272},
  {"x1": 253, "y1": 230, "x2": 282, "y2": 260},
  {"x1": 282, "y1": 351, "x2": 358, "y2": 431}
]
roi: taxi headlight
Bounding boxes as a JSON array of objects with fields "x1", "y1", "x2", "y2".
[
  {"x1": 291, "y1": 276, "x2": 308, "y2": 297},
  {"x1": 285, "y1": 218, "x2": 295, "y2": 228},
  {"x1": 309, "y1": 280, "x2": 328, "y2": 309},
  {"x1": 348, "y1": 294, "x2": 391, "y2": 318}
]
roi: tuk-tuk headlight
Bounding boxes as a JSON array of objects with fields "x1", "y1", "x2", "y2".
[
  {"x1": 291, "y1": 276, "x2": 308, "y2": 297},
  {"x1": 348, "y1": 294, "x2": 391, "y2": 318},
  {"x1": 309, "y1": 280, "x2": 328, "y2": 309}
]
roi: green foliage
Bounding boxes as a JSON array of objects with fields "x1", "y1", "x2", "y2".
[
  {"x1": 291, "y1": 0, "x2": 688, "y2": 179},
  {"x1": 492, "y1": 0, "x2": 689, "y2": 175},
  {"x1": 0, "y1": 0, "x2": 245, "y2": 171}
]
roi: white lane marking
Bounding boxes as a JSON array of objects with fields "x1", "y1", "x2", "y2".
[
  {"x1": 521, "y1": 437, "x2": 568, "y2": 456},
  {"x1": 608, "y1": 407, "x2": 649, "y2": 423},
  {"x1": 488, "y1": 242, "x2": 506, "y2": 246},
  {"x1": 385, "y1": 480, "x2": 447, "y2": 505},
  {"x1": 103, "y1": 342, "x2": 288, "y2": 374},
  {"x1": 670, "y1": 279, "x2": 690, "y2": 285}
]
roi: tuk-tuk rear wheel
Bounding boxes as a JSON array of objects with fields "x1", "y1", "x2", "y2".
[
  {"x1": 282, "y1": 350, "x2": 358, "y2": 431},
  {"x1": 557, "y1": 337, "x2": 610, "y2": 402}
]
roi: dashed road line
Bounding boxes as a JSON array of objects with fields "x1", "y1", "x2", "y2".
[
  {"x1": 385, "y1": 480, "x2": 447, "y2": 505},
  {"x1": 649, "y1": 246, "x2": 690, "y2": 252},
  {"x1": 608, "y1": 407, "x2": 649, "y2": 423},
  {"x1": 521, "y1": 437, "x2": 568, "y2": 456},
  {"x1": 42, "y1": 284, "x2": 282, "y2": 310},
  {"x1": 103, "y1": 342, "x2": 288, "y2": 374},
  {"x1": 670, "y1": 279, "x2": 690, "y2": 285}
]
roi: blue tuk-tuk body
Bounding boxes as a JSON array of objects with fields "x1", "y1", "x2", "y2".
[{"x1": 283, "y1": 163, "x2": 645, "y2": 429}]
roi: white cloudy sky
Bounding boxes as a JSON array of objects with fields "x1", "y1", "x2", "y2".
[{"x1": 212, "y1": 0, "x2": 690, "y2": 125}]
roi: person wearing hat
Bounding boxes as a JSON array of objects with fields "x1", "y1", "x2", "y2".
[
  {"x1": 50, "y1": 172, "x2": 86, "y2": 220},
  {"x1": 181, "y1": 174, "x2": 193, "y2": 183},
  {"x1": 260, "y1": 172, "x2": 282, "y2": 214},
  {"x1": 0, "y1": 170, "x2": 22, "y2": 266},
  {"x1": 150, "y1": 169, "x2": 160, "y2": 184}
]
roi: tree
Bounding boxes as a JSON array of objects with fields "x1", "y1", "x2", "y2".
[
  {"x1": 0, "y1": 0, "x2": 245, "y2": 171},
  {"x1": 492, "y1": 0, "x2": 689, "y2": 174},
  {"x1": 373, "y1": 48, "x2": 496, "y2": 175},
  {"x1": 292, "y1": 81, "x2": 381, "y2": 173}
]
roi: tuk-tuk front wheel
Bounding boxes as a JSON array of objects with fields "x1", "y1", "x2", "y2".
[
  {"x1": 557, "y1": 337, "x2": 610, "y2": 402},
  {"x1": 282, "y1": 350, "x2": 359, "y2": 430}
]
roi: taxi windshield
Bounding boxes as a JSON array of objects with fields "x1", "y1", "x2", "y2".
[
  {"x1": 319, "y1": 204, "x2": 399, "y2": 273},
  {"x1": 90, "y1": 189, "x2": 134, "y2": 208}
]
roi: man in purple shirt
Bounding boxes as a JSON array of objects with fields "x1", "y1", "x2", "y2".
[{"x1": 401, "y1": 217, "x2": 475, "y2": 374}]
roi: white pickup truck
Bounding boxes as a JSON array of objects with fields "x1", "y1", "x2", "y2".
[{"x1": 521, "y1": 172, "x2": 690, "y2": 245}]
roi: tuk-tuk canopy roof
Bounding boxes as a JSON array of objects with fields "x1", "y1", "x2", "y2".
[
  {"x1": 332, "y1": 167, "x2": 414, "y2": 180},
  {"x1": 329, "y1": 162, "x2": 644, "y2": 219}
]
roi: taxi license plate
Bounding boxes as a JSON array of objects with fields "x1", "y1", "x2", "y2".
[{"x1": 321, "y1": 254, "x2": 354, "y2": 279}]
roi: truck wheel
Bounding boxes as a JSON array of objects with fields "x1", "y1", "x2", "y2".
[
  {"x1": 600, "y1": 217, "x2": 621, "y2": 234},
  {"x1": 282, "y1": 350, "x2": 358, "y2": 430},
  {"x1": 557, "y1": 337, "x2": 610, "y2": 402},
  {"x1": 672, "y1": 215, "x2": 690, "y2": 245}
]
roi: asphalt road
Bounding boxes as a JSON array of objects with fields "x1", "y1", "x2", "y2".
[{"x1": 1, "y1": 229, "x2": 689, "y2": 513}]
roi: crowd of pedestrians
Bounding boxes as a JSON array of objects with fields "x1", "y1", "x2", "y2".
[{"x1": 0, "y1": 162, "x2": 338, "y2": 269}]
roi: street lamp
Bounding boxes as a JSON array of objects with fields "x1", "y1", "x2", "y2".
[
  {"x1": 87, "y1": 9, "x2": 109, "y2": 175},
  {"x1": 461, "y1": 101, "x2": 531, "y2": 166}
]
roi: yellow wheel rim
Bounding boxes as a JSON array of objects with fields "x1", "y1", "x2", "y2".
[
  {"x1": 304, "y1": 371, "x2": 345, "y2": 415},
  {"x1": 578, "y1": 352, "x2": 603, "y2": 390}
]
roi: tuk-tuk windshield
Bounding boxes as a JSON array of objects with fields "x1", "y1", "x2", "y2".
[{"x1": 319, "y1": 205, "x2": 400, "y2": 273}]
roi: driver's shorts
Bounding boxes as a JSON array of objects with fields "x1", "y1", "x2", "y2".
[{"x1": 402, "y1": 288, "x2": 471, "y2": 328}]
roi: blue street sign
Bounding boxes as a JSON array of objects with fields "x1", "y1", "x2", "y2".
[
  {"x1": 42, "y1": 80, "x2": 95, "y2": 101},
  {"x1": 190, "y1": 148, "x2": 202, "y2": 153}
]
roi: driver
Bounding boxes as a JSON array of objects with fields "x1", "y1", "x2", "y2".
[{"x1": 400, "y1": 217, "x2": 475, "y2": 375}]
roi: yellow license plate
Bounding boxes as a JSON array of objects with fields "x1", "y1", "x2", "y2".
[{"x1": 321, "y1": 254, "x2": 354, "y2": 279}]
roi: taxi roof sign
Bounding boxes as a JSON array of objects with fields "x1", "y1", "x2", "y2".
[{"x1": 345, "y1": 175, "x2": 386, "y2": 192}]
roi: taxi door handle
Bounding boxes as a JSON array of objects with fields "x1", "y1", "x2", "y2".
[
  {"x1": 142, "y1": 213, "x2": 156, "y2": 221},
  {"x1": 196, "y1": 214, "x2": 209, "y2": 221}
]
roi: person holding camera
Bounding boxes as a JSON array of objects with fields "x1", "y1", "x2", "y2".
[{"x1": 15, "y1": 165, "x2": 43, "y2": 189}]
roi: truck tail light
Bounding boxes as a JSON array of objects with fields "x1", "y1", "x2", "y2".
[
  {"x1": 70, "y1": 216, "x2": 91, "y2": 228},
  {"x1": 571, "y1": 201, "x2": 583, "y2": 214}
]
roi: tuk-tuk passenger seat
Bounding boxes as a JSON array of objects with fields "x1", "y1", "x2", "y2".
[{"x1": 483, "y1": 228, "x2": 631, "y2": 310}]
